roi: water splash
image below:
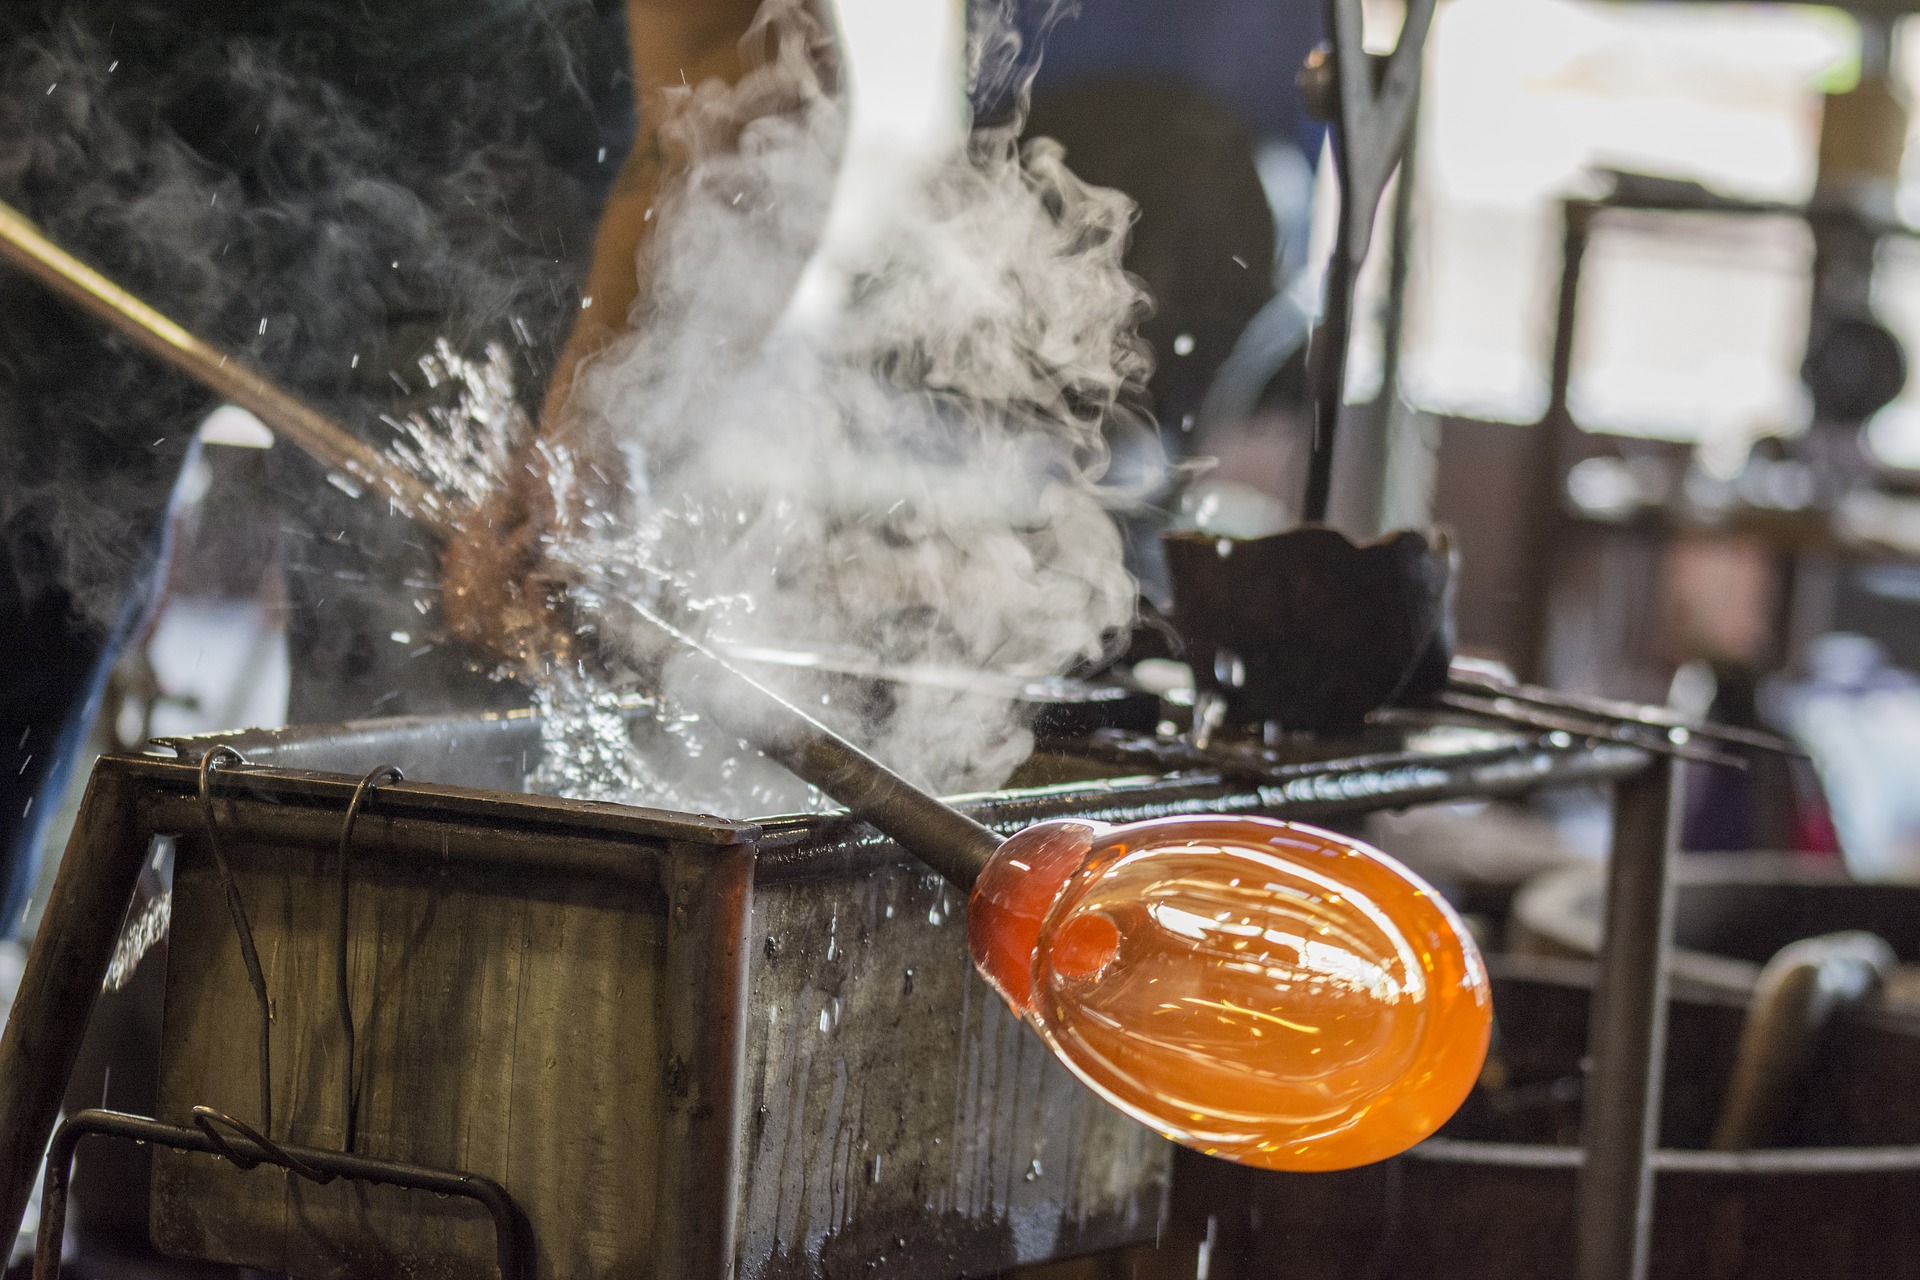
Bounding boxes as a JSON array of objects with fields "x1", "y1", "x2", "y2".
[
  {"x1": 382, "y1": 0, "x2": 1148, "y2": 817},
  {"x1": 385, "y1": 338, "x2": 529, "y2": 510},
  {"x1": 103, "y1": 888, "x2": 170, "y2": 993},
  {"x1": 523, "y1": 0, "x2": 1144, "y2": 812}
]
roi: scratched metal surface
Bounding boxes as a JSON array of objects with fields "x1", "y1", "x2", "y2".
[{"x1": 737, "y1": 860, "x2": 1169, "y2": 1279}]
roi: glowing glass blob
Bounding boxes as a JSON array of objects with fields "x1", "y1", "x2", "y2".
[{"x1": 968, "y1": 815, "x2": 1491, "y2": 1171}]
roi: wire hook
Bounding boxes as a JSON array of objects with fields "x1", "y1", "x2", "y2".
[
  {"x1": 197, "y1": 745, "x2": 275, "y2": 1137},
  {"x1": 336, "y1": 764, "x2": 403, "y2": 1153}
]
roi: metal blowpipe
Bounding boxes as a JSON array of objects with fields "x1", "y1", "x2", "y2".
[{"x1": 0, "y1": 199, "x2": 454, "y2": 538}]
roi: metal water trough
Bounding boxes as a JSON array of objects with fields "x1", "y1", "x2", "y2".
[{"x1": 0, "y1": 713, "x2": 1647, "y2": 1279}]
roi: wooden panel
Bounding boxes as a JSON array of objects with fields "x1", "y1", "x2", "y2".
[
  {"x1": 734, "y1": 861, "x2": 1171, "y2": 1280},
  {"x1": 153, "y1": 830, "x2": 669, "y2": 1279}
]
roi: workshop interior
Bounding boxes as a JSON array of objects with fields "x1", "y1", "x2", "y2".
[{"x1": 3, "y1": 0, "x2": 1920, "y2": 1276}]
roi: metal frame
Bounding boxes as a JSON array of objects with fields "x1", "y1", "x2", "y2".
[
  {"x1": 1579, "y1": 758, "x2": 1685, "y2": 1280},
  {"x1": 0, "y1": 727, "x2": 1670, "y2": 1276},
  {"x1": 35, "y1": 1108, "x2": 528, "y2": 1280}
]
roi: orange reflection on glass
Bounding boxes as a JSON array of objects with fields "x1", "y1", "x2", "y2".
[{"x1": 968, "y1": 815, "x2": 1491, "y2": 1171}]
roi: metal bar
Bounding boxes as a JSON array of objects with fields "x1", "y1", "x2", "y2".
[
  {"x1": 654, "y1": 840, "x2": 755, "y2": 1277},
  {"x1": 759, "y1": 738, "x2": 1654, "y2": 882},
  {"x1": 1302, "y1": 222, "x2": 1355, "y2": 525},
  {"x1": 1433, "y1": 690, "x2": 1745, "y2": 767},
  {"x1": 34, "y1": 1108, "x2": 527, "y2": 1280},
  {"x1": 626, "y1": 603, "x2": 1004, "y2": 890},
  {"x1": 1416, "y1": 1138, "x2": 1920, "y2": 1175},
  {"x1": 0, "y1": 760, "x2": 148, "y2": 1246},
  {"x1": 141, "y1": 752, "x2": 756, "y2": 845},
  {"x1": 0, "y1": 199, "x2": 454, "y2": 536},
  {"x1": 1446, "y1": 673, "x2": 1803, "y2": 757},
  {"x1": 1577, "y1": 758, "x2": 1683, "y2": 1280},
  {"x1": 1515, "y1": 201, "x2": 1592, "y2": 683}
]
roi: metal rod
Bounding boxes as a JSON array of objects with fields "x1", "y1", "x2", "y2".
[
  {"x1": 0, "y1": 199, "x2": 454, "y2": 537},
  {"x1": 1433, "y1": 689, "x2": 1745, "y2": 768},
  {"x1": 1447, "y1": 672, "x2": 1804, "y2": 757},
  {"x1": 1302, "y1": 224, "x2": 1354, "y2": 525},
  {"x1": 35, "y1": 1108, "x2": 527, "y2": 1280},
  {"x1": 1577, "y1": 757, "x2": 1683, "y2": 1280},
  {"x1": 625, "y1": 603, "x2": 1004, "y2": 890}
]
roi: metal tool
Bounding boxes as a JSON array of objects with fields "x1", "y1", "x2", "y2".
[
  {"x1": 1431, "y1": 687, "x2": 1747, "y2": 768},
  {"x1": 625, "y1": 600, "x2": 1004, "y2": 890},
  {"x1": 1446, "y1": 667, "x2": 1805, "y2": 759},
  {"x1": 1577, "y1": 758, "x2": 1684, "y2": 1280},
  {"x1": 0, "y1": 198, "x2": 453, "y2": 534}
]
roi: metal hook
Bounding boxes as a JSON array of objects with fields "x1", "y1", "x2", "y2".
[
  {"x1": 336, "y1": 764, "x2": 403, "y2": 1153},
  {"x1": 197, "y1": 745, "x2": 275, "y2": 1138}
]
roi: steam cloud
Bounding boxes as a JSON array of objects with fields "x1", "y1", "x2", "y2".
[
  {"x1": 0, "y1": 1, "x2": 618, "y2": 635},
  {"x1": 526, "y1": 0, "x2": 1149, "y2": 812},
  {"x1": 0, "y1": 0, "x2": 1151, "y2": 817}
]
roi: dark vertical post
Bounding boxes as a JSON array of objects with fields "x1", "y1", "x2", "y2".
[
  {"x1": 0, "y1": 757, "x2": 148, "y2": 1243},
  {"x1": 1513, "y1": 200, "x2": 1592, "y2": 682},
  {"x1": 1377, "y1": 126, "x2": 1420, "y2": 412},
  {"x1": 1303, "y1": 226, "x2": 1356, "y2": 526},
  {"x1": 1577, "y1": 757, "x2": 1683, "y2": 1280}
]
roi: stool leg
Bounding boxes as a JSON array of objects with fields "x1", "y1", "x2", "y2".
[{"x1": 0, "y1": 758, "x2": 149, "y2": 1243}]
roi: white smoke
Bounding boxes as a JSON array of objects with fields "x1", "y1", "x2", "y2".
[{"x1": 529, "y1": 0, "x2": 1149, "y2": 813}]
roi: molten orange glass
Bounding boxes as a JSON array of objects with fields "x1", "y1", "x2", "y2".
[{"x1": 968, "y1": 815, "x2": 1491, "y2": 1171}]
